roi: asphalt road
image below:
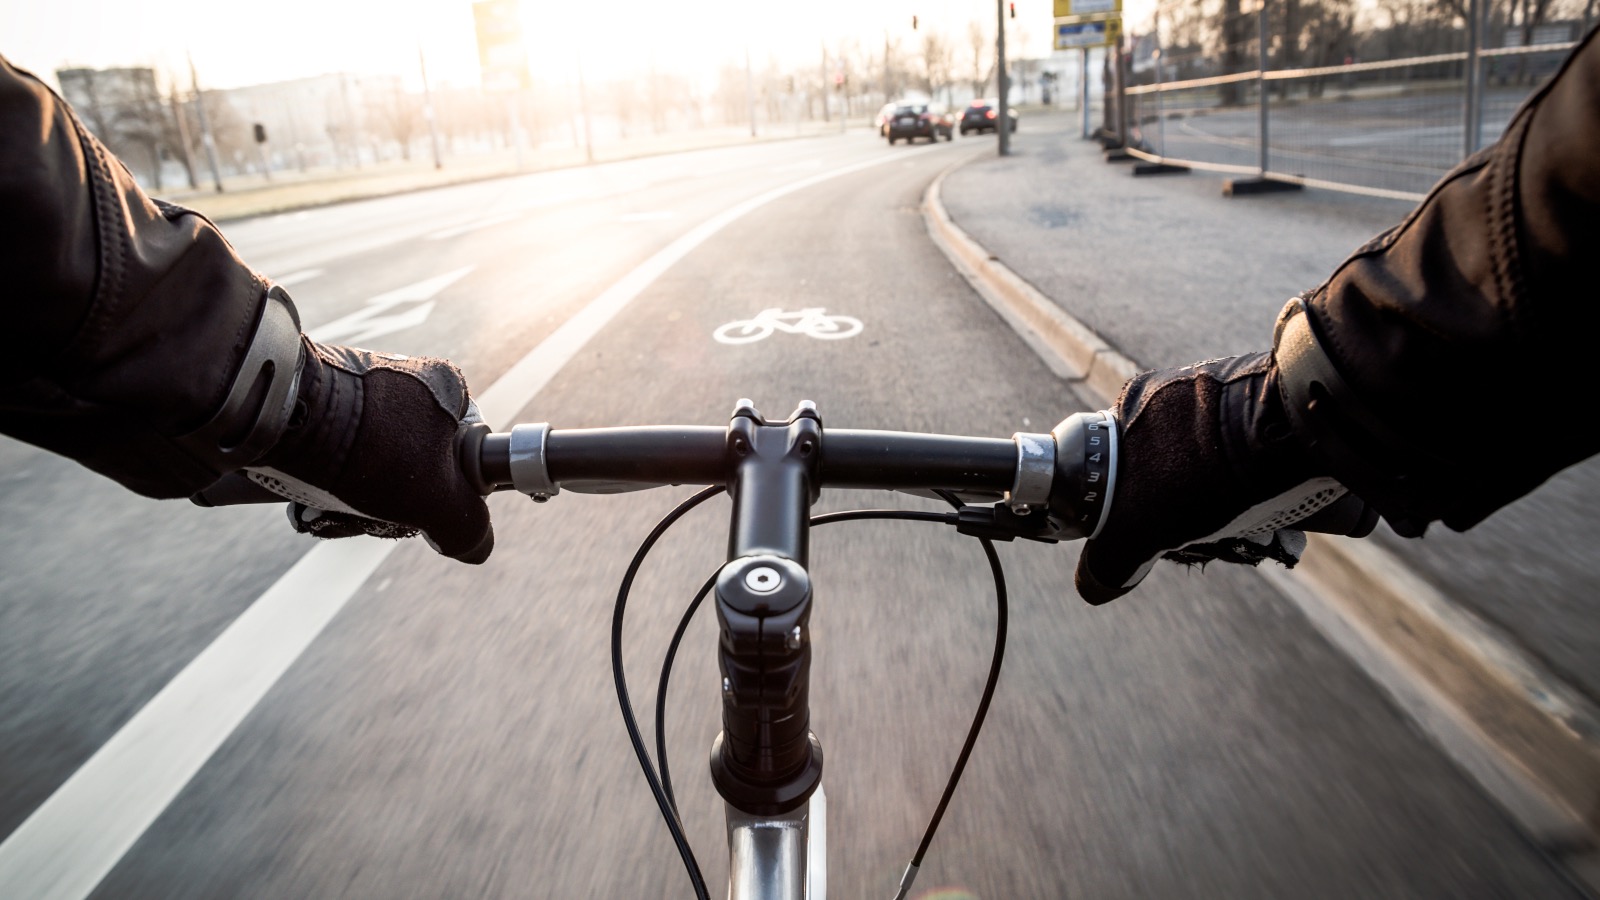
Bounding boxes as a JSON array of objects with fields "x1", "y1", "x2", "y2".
[{"x1": 0, "y1": 129, "x2": 1585, "y2": 898}]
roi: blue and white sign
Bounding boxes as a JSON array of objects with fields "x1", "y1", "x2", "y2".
[{"x1": 1055, "y1": 17, "x2": 1121, "y2": 49}]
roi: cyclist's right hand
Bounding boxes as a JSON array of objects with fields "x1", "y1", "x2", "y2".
[
  {"x1": 1063, "y1": 352, "x2": 1371, "y2": 605},
  {"x1": 243, "y1": 341, "x2": 495, "y2": 563}
]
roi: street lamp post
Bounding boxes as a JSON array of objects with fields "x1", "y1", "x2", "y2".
[
  {"x1": 419, "y1": 45, "x2": 443, "y2": 170},
  {"x1": 997, "y1": 0, "x2": 1010, "y2": 156},
  {"x1": 188, "y1": 53, "x2": 224, "y2": 192}
]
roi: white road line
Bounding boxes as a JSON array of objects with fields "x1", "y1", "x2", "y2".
[
  {"x1": 0, "y1": 539, "x2": 395, "y2": 900},
  {"x1": 0, "y1": 140, "x2": 949, "y2": 900},
  {"x1": 306, "y1": 267, "x2": 474, "y2": 345},
  {"x1": 274, "y1": 268, "x2": 323, "y2": 287},
  {"x1": 425, "y1": 212, "x2": 521, "y2": 241},
  {"x1": 618, "y1": 211, "x2": 675, "y2": 222}
]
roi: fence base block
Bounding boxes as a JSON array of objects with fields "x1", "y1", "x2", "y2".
[
  {"x1": 1133, "y1": 162, "x2": 1191, "y2": 176},
  {"x1": 1103, "y1": 147, "x2": 1134, "y2": 162},
  {"x1": 1223, "y1": 177, "x2": 1304, "y2": 197}
]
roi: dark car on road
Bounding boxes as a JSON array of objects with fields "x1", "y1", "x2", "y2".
[
  {"x1": 960, "y1": 99, "x2": 1018, "y2": 136},
  {"x1": 886, "y1": 103, "x2": 953, "y2": 144}
]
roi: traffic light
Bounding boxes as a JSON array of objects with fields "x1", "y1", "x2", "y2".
[
  {"x1": 912, "y1": 15, "x2": 918, "y2": 28},
  {"x1": 1009, "y1": 3, "x2": 1016, "y2": 17},
  {"x1": 253, "y1": 123, "x2": 267, "y2": 144}
]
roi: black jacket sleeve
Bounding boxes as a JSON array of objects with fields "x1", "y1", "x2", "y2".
[
  {"x1": 0, "y1": 55, "x2": 283, "y2": 498},
  {"x1": 1278, "y1": 26, "x2": 1600, "y2": 535}
]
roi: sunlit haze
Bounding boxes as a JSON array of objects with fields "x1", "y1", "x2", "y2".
[{"x1": 3, "y1": 0, "x2": 1121, "y2": 91}]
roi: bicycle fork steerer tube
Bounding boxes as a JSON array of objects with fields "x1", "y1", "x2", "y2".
[{"x1": 712, "y1": 400, "x2": 826, "y2": 900}]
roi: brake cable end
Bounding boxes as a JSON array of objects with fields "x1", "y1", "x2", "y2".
[
  {"x1": 954, "y1": 504, "x2": 1064, "y2": 543},
  {"x1": 892, "y1": 861, "x2": 920, "y2": 900}
]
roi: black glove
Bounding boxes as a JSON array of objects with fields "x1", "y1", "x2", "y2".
[
  {"x1": 1072, "y1": 352, "x2": 1355, "y2": 605},
  {"x1": 246, "y1": 341, "x2": 494, "y2": 564}
]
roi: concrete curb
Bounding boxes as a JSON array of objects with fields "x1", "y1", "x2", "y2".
[{"x1": 923, "y1": 159, "x2": 1600, "y2": 894}]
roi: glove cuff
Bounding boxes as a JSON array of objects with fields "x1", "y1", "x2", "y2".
[
  {"x1": 1273, "y1": 295, "x2": 1449, "y2": 535},
  {"x1": 173, "y1": 285, "x2": 304, "y2": 473},
  {"x1": 256, "y1": 338, "x2": 362, "y2": 488}
]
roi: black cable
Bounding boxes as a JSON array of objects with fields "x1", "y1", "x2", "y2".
[
  {"x1": 612, "y1": 485, "x2": 724, "y2": 900},
  {"x1": 906, "y1": 492, "x2": 1010, "y2": 870},
  {"x1": 809, "y1": 509, "x2": 959, "y2": 526},
  {"x1": 656, "y1": 572, "x2": 717, "y2": 816},
  {"x1": 910, "y1": 534, "x2": 1007, "y2": 867}
]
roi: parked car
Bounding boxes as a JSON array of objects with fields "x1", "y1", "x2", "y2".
[
  {"x1": 886, "y1": 103, "x2": 954, "y2": 144},
  {"x1": 960, "y1": 99, "x2": 1019, "y2": 136}
]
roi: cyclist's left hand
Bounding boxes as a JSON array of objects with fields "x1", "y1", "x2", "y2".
[
  {"x1": 246, "y1": 342, "x2": 494, "y2": 564},
  {"x1": 1069, "y1": 352, "x2": 1350, "y2": 605}
]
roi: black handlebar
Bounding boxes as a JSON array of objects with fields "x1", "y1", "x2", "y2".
[
  {"x1": 191, "y1": 403, "x2": 1377, "y2": 544},
  {"x1": 466, "y1": 425, "x2": 1020, "y2": 495}
]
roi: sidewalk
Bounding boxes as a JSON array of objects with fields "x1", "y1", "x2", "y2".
[
  {"x1": 930, "y1": 110, "x2": 1600, "y2": 883},
  {"x1": 161, "y1": 121, "x2": 864, "y2": 224}
]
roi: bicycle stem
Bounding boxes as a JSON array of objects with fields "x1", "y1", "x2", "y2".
[{"x1": 710, "y1": 400, "x2": 826, "y2": 816}]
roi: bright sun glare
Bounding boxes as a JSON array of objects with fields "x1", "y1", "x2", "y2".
[{"x1": 6, "y1": 0, "x2": 1080, "y2": 91}]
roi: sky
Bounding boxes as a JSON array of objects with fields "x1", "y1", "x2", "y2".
[{"x1": 3, "y1": 0, "x2": 1131, "y2": 92}]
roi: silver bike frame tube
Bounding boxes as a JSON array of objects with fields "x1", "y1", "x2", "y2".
[{"x1": 726, "y1": 785, "x2": 826, "y2": 900}]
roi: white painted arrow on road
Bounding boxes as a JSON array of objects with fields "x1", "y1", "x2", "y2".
[{"x1": 306, "y1": 267, "x2": 474, "y2": 346}]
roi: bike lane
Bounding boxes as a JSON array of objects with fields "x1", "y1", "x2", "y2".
[{"x1": 70, "y1": 136, "x2": 1583, "y2": 898}]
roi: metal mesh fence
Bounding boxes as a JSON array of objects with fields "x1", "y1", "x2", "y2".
[
  {"x1": 1263, "y1": 58, "x2": 1473, "y2": 197},
  {"x1": 1115, "y1": 5, "x2": 1583, "y2": 200}
]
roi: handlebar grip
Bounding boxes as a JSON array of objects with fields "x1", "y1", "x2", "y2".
[{"x1": 189, "y1": 473, "x2": 285, "y2": 507}]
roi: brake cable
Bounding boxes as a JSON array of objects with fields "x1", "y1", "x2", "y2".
[{"x1": 613, "y1": 488, "x2": 1010, "y2": 900}]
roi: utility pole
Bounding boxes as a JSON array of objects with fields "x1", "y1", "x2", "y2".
[
  {"x1": 1464, "y1": 0, "x2": 1483, "y2": 156},
  {"x1": 576, "y1": 47, "x2": 595, "y2": 163},
  {"x1": 340, "y1": 74, "x2": 363, "y2": 170},
  {"x1": 821, "y1": 43, "x2": 830, "y2": 124},
  {"x1": 169, "y1": 89, "x2": 198, "y2": 189},
  {"x1": 1079, "y1": 47, "x2": 1091, "y2": 138},
  {"x1": 745, "y1": 46, "x2": 757, "y2": 137},
  {"x1": 187, "y1": 53, "x2": 224, "y2": 192},
  {"x1": 997, "y1": 0, "x2": 1010, "y2": 156},
  {"x1": 419, "y1": 44, "x2": 443, "y2": 169}
]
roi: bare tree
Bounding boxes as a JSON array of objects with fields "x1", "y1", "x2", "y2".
[
  {"x1": 921, "y1": 30, "x2": 956, "y2": 104},
  {"x1": 373, "y1": 83, "x2": 422, "y2": 160},
  {"x1": 967, "y1": 20, "x2": 992, "y2": 97},
  {"x1": 56, "y1": 67, "x2": 184, "y2": 189}
]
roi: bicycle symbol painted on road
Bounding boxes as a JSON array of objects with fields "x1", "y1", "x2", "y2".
[{"x1": 712, "y1": 308, "x2": 864, "y2": 344}]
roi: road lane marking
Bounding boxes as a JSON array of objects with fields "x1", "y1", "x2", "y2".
[
  {"x1": 425, "y1": 212, "x2": 521, "y2": 241},
  {"x1": 712, "y1": 308, "x2": 863, "y2": 344},
  {"x1": 0, "y1": 139, "x2": 951, "y2": 900},
  {"x1": 274, "y1": 268, "x2": 323, "y2": 287},
  {"x1": 0, "y1": 539, "x2": 395, "y2": 900},
  {"x1": 618, "y1": 211, "x2": 675, "y2": 222},
  {"x1": 306, "y1": 267, "x2": 474, "y2": 346}
]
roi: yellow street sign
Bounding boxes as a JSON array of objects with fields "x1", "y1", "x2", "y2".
[
  {"x1": 473, "y1": 0, "x2": 530, "y2": 91},
  {"x1": 1054, "y1": 0, "x2": 1121, "y2": 16}
]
